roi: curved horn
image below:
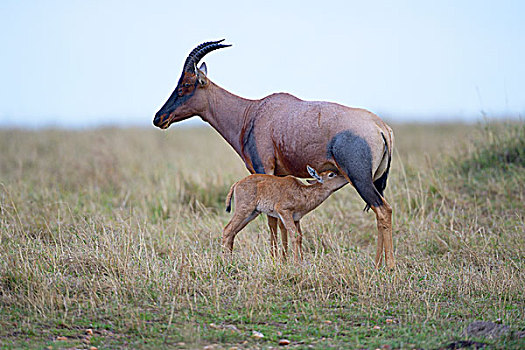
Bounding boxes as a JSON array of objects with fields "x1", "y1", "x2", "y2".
[{"x1": 183, "y1": 39, "x2": 231, "y2": 72}]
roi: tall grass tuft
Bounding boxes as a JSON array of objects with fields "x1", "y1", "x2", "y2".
[
  {"x1": 455, "y1": 121, "x2": 525, "y2": 173},
  {"x1": 447, "y1": 121, "x2": 524, "y2": 213}
]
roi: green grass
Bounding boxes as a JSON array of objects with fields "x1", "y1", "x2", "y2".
[
  {"x1": 455, "y1": 121, "x2": 525, "y2": 172},
  {"x1": 0, "y1": 122, "x2": 524, "y2": 349}
]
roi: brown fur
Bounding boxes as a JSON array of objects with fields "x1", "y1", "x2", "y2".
[
  {"x1": 222, "y1": 169, "x2": 347, "y2": 261},
  {"x1": 155, "y1": 45, "x2": 396, "y2": 269}
]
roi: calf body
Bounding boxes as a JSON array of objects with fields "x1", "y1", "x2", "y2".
[{"x1": 223, "y1": 167, "x2": 347, "y2": 260}]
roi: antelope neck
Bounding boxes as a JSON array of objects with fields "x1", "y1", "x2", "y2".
[{"x1": 200, "y1": 82, "x2": 257, "y2": 156}]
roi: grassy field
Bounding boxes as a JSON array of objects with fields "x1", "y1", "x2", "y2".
[{"x1": 0, "y1": 121, "x2": 523, "y2": 349}]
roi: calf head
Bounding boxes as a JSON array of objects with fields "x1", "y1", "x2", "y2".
[{"x1": 307, "y1": 165, "x2": 348, "y2": 191}]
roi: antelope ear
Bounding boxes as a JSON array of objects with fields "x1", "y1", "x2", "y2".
[
  {"x1": 196, "y1": 62, "x2": 208, "y2": 85},
  {"x1": 198, "y1": 62, "x2": 207, "y2": 75},
  {"x1": 306, "y1": 165, "x2": 323, "y2": 183},
  {"x1": 306, "y1": 179, "x2": 317, "y2": 184}
]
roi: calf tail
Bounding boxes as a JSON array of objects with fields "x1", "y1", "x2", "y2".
[{"x1": 225, "y1": 183, "x2": 236, "y2": 213}]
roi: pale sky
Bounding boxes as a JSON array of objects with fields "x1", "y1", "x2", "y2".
[{"x1": 0, "y1": 0, "x2": 524, "y2": 128}]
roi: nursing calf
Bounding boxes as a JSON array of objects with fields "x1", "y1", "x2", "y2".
[
  {"x1": 223, "y1": 166, "x2": 347, "y2": 260},
  {"x1": 154, "y1": 40, "x2": 396, "y2": 269}
]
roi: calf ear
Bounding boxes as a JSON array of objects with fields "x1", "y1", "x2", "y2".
[{"x1": 306, "y1": 165, "x2": 323, "y2": 183}]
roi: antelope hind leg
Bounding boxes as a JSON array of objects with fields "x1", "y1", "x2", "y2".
[{"x1": 371, "y1": 200, "x2": 394, "y2": 269}]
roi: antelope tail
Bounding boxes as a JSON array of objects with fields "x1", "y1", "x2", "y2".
[{"x1": 225, "y1": 183, "x2": 236, "y2": 213}]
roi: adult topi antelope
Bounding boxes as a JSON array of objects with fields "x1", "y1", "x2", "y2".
[{"x1": 154, "y1": 40, "x2": 395, "y2": 269}]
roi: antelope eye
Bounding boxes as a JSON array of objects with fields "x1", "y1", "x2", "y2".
[
  {"x1": 183, "y1": 83, "x2": 191, "y2": 88},
  {"x1": 328, "y1": 172, "x2": 335, "y2": 178}
]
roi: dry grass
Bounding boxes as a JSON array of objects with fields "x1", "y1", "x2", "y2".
[{"x1": 0, "y1": 122, "x2": 523, "y2": 349}]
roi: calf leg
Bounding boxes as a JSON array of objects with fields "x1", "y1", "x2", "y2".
[
  {"x1": 279, "y1": 219, "x2": 288, "y2": 260},
  {"x1": 268, "y1": 216, "x2": 290, "y2": 260},
  {"x1": 295, "y1": 221, "x2": 303, "y2": 259},
  {"x1": 223, "y1": 210, "x2": 258, "y2": 253},
  {"x1": 277, "y1": 210, "x2": 302, "y2": 262},
  {"x1": 268, "y1": 216, "x2": 279, "y2": 258}
]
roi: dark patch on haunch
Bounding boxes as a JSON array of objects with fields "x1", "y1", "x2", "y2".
[
  {"x1": 364, "y1": 132, "x2": 391, "y2": 211},
  {"x1": 242, "y1": 119, "x2": 265, "y2": 174},
  {"x1": 327, "y1": 131, "x2": 384, "y2": 210}
]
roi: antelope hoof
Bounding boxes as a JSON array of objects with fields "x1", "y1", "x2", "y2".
[{"x1": 386, "y1": 258, "x2": 396, "y2": 270}]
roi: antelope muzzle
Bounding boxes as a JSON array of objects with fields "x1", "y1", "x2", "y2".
[{"x1": 153, "y1": 112, "x2": 171, "y2": 129}]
